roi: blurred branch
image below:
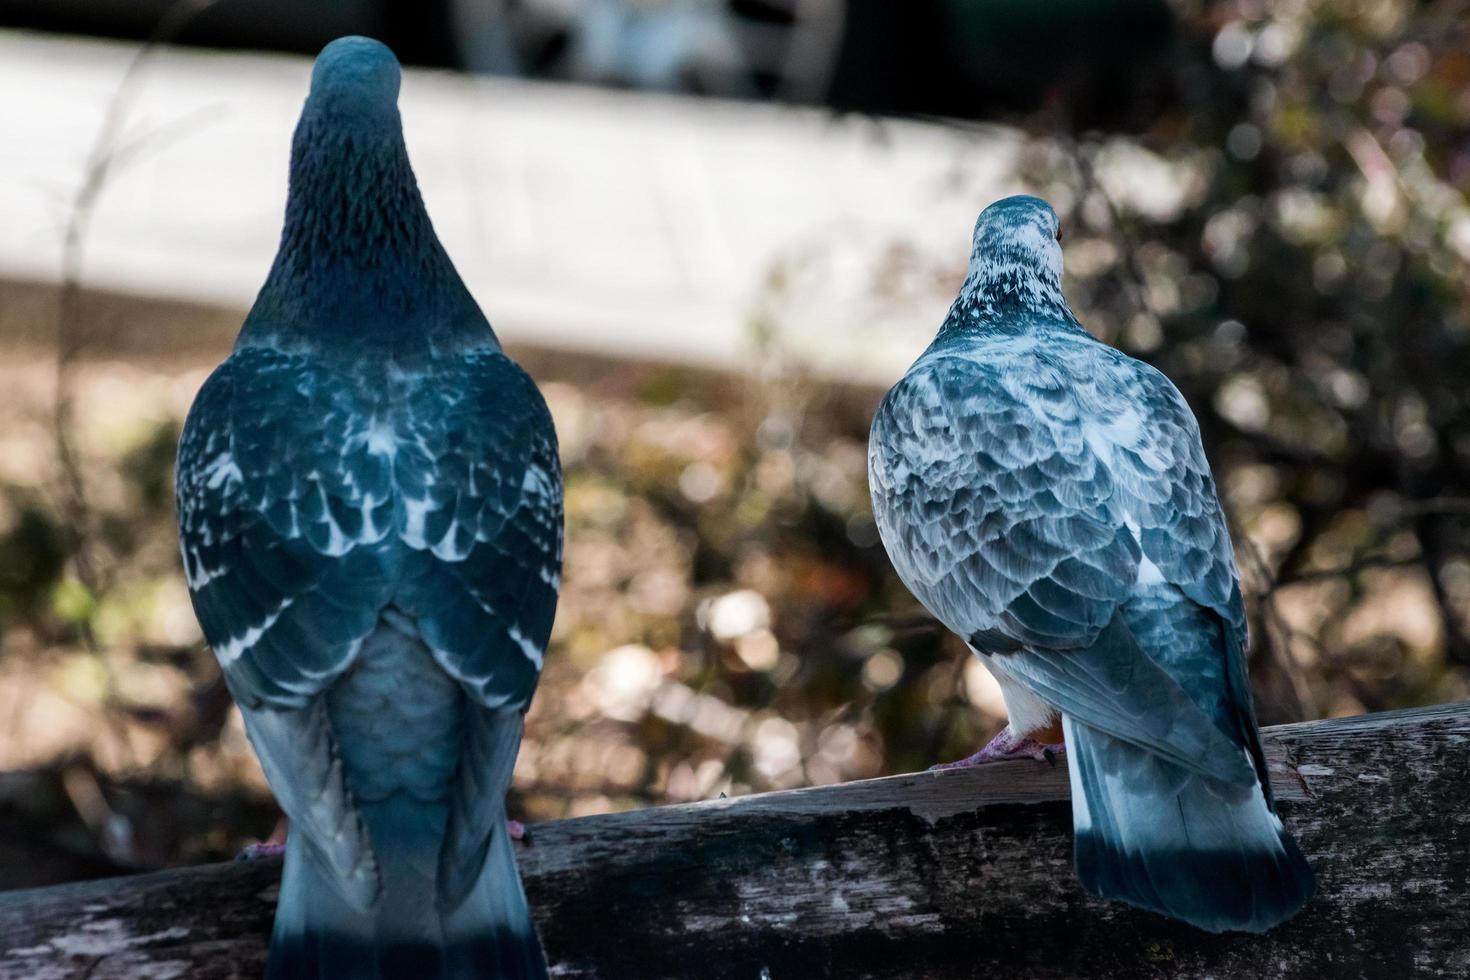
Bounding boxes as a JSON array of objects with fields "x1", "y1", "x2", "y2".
[
  {"x1": 104, "y1": 104, "x2": 228, "y2": 178},
  {"x1": 1270, "y1": 555, "x2": 1417, "y2": 593},
  {"x1": 1416, "y1": 511, "x2": 1470, "y2": 668},
  {"x1": 1266, "y1": 555, "x2": 1421, "y2": 594},
  {"x1": 51, "y1": 0, "x2": 214, "y2": 604},
  {"x1": 1400, "y1": 497, "x2": 1470, "y2": 519},
  {"x1": 1233, "y1": 528, "x2": 1317, "y2": 720},
  {"x1": 1061, "y1": 135, "x2": 1155, "y2": 328},
  {"x1": 857, "y1": 612, "x2": 944, "y2": 635},
  {"x1": 43, "y1": 0, "x2": 217, "y2": 786}
]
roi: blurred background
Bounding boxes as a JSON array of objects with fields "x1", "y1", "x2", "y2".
[{"x1": 1, "y1": 0, "x2": 1468, "y2": 891}]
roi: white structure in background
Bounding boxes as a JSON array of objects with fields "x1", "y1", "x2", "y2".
[
  {"x1": 567, "y1": 0, "x2": 749, "y2": 90},
  {"x1": 0, "y1": 30, "x2": 1036, "y2": 380},
  {"x1": 450, "y1": 0, "x2": 847, "y2": 103}
]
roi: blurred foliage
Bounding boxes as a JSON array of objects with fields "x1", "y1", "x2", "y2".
[
  {"x1": 1032, "y1": 0, "x2": 1470, "y2": 719},
  {"x1": 1, "y1": 0, "x2": 1469, "y2": 889}
]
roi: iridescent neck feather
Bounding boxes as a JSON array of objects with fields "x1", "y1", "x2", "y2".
[
  {"x1": 937, "y1": 195, "x2": 1083, "y2": 343},
  {"x1": 239, "y1": 37, "x2": 494, "y2": 361}
]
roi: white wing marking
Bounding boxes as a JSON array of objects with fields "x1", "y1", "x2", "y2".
[
  {"x1": 364, "y1": 419, "x2": 397, "y2": 458},
  {"x1": 430, "y1": 518, "x2": 469, "y2": 561},
  {"x1": 202, "y1": 452, "x2": 242, "y2": 491},
  {"x1": 1123, "y1": 518, "x2": 1166, "y2": 586},
  {"x1": 521, "y1": 462, "x2": 555, "y2": 498},
  {"x1": 507, "y1": 623, "x2": 545, "y2": 670},
  {"x1": 402, "y1": 496, "x2": 434, "y2": 549},
  {"x1": 215, "y1": 597, "x2": 295, "y2": 665}
]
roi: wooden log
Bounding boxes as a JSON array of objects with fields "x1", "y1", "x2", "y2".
[{"x1": 2, "y1": 702, "x2": 1467, "y2": 979}]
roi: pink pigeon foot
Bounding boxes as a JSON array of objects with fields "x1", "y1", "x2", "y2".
[
  {"x1": 929, "y1": 725, "x2": 1066, "y2": 771},
  {"x1": 237, "y1": 815, "x2": 289, "y2": 861},
  {"x1": 507, "y1": 819, "x2": 528, "y2": 843}
]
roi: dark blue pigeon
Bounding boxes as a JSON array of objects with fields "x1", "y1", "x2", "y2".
[
  {"x1": 175, "y1": 37, "x2": 560, "y2": 978},
  {"x1": 867, "y1": 195, "x2": 1313, "y2": 933}
]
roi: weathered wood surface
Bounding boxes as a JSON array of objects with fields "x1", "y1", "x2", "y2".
[{"x1": 2, "y1": 702, "x2": 1467, "y2": 979}]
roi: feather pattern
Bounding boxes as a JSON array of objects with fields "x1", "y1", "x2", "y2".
[
  {"x1": 868, "y1": 195, "x2": 1312, "y2": 932},
  {"x1": 175, "y1": 36, "x2": 557, "y2": 978},
  {"x1": 178, "y1": 347, "x2": 560, "y2": 713}
]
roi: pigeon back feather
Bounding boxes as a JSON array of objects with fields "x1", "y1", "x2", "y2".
[
  {"x1": 868, "y1": 194, "x2": 1313, "y2": 932},
  {"x1": 177, "y1": 36, "x2": 557, "y2": 979}
]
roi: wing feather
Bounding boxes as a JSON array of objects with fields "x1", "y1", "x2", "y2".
[
  {"x1": 178, "y1": 345, "x2": 563, "y2": 909},
  {"x1": 869, "y1": 347, "x2": 1253, "y2": 785}
]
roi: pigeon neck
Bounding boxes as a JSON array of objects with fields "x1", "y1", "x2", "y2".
[
  {"x1": 239, "y1": 102, "x2": 494, "y2": 359},
  {"x1": 936, "y1": 263, "x2": 1084, "y2": 343}
]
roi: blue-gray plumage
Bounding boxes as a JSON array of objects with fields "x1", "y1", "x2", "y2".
[
  {"x1": 868, "y1": 195, "x2": 1313, "y2": 932},
  {"x1": 175, "y1": 37, "x2": 559, "y2": 978}
]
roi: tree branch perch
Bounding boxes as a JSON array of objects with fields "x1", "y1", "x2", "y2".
[{"x1": 2, "y1": 702, "x2": 1467, "y2": 979}]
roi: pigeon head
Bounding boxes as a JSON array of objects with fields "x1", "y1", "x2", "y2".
[
  {"x1": 944, "y1": 194, "x2": 1077, "y2": 336},
  {"x1": 970, "y1": 195, "x2": 1063, "y2": 281},
  {"x1": 290, "y1": 36, "x2": 409, "y2": 182},
  {"x1": 239, "y1": 37, "x2": 494, "y2": 359},
  {"x1": 306, "y1": 36, "x2": 402, "y2": 123}
]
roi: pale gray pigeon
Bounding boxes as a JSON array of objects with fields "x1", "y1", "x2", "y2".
[
  {"x1": 867, "y1": 195, "x2": 1313, "y2": 932},
  {"x1": 175, "y1": 37, "x2": 559, "y2": 978}
]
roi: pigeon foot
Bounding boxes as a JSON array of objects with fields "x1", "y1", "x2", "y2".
[
  {"x1": 237, "y1": 841, "x2": 287, "y2": 861},
  {"x1": 929, "y1": 726, "x2": 1066, "y2": 771},
  {"x1": 236, "y1": 814, "x2": 288, "y2": 861}
]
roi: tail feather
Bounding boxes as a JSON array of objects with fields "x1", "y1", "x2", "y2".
[
  {"x1": 268, "y1": 832, "x2": 380, "y2": 980},
  {"x1": 443, "y1": 817, "x2": 547, "y2": 978},
  {"x1": 1063, "y1": 715, "x2": 1314, "y2": 933},
  {"x1": 267, "y1": 797, "x2": 547, "y2": 979}
]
